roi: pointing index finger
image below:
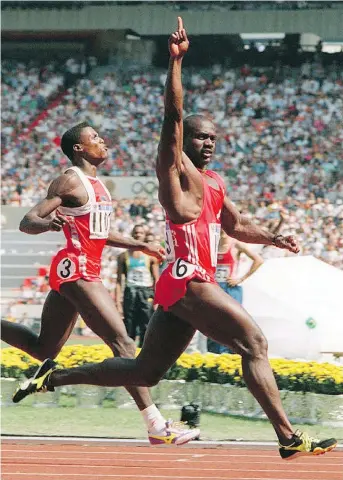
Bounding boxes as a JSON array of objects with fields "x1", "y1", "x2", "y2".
[{"x1": 178, "y1": 16, "x2": 183, "y2": 31}]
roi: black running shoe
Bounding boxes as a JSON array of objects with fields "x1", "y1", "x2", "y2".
[
  {"x1": 279, "y1": 430, "x2": 338, "y2": 460},
  {"x1": 12, "y1": 359, "x2": 56, "y2": 404}
]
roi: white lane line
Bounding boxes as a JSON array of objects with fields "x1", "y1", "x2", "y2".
[
  {"x1": 2, "y1": 448, "x2": 342, "y2": 461},
  {"x1": 2, "y1": 456, "x2": 342, "y2": 466},
  {"x1": 1, "y1": 463, "x2": 340, "y2": 474},
  {"x1": 1, "y1": 475, "x2": 326, "y2": 480}
]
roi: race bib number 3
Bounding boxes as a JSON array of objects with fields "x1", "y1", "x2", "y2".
[
  {"x1": 171, "y1": 258, "x2": 196, "y2": 279},
  {"x1": 57, "y1": 257, "x2": 76, "y2": 279}
]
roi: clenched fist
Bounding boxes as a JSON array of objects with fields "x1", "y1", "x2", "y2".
[{"x1": 273, "y1": 234, "x2": 300, "y2": 254}]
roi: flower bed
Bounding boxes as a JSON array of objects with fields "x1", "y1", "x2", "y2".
[{"x1": 1, "y1": 345, "x2": 343, "y2": 396}]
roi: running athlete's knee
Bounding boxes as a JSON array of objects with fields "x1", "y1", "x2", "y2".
[
  {"x1": 140, "y1": 369, "x2": 162, "y2": 387},
  {"x1": 110, "y1": 335, "x2": 136, "y2": 359},
  {"x1": 131, "y1": 357, "x2": 164, "y2": 387},
  {"x1": 234, "y1": 329, "x2": 268, "y2": 359},
  {"x1": 246, "y1": 330, "x2": 268, "y2": 359}
]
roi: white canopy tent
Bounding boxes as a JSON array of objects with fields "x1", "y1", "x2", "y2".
[{"x1": 242, "y1": 256, "x2": 343, "y2": 360}]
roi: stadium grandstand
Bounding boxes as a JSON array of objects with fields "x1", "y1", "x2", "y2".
[
  {"x1": 1, "y1": 1, "x2": 342, "y2": 340},
  {"x1": 1, "y1": 3, "x2": 343, "y2": 474}
]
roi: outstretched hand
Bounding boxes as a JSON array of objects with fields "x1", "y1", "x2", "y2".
[
  {"x1": 274, "y1": 235, "x2": 300, "y2": 254},
  {"x1": 142, "y1": 242, "x2": 166, "y2": 262},
  {"x1": 168, "y1": 16, "x2": 189, "y2": 59}
]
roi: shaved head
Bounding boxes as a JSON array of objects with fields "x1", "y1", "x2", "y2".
[{"x1": 183, "y1": 115, "x2": 214, "y2": 140}]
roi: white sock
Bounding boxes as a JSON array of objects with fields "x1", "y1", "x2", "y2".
[{"x1": 141, "y1": 404, "x2": 166, "y2": 434}]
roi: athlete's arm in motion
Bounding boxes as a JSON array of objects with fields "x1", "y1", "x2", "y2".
[
  {"x1": 227, "y1": 242, "x2": 263, "y2": 287},
  {"x1": 156, "y1": 17, "x2": 187, "y2": 178},
  {"x1": 19, "y1": 174, "x2": 81, "y2": 234},
  {"x1": 106, "y1": 233, "x2": 165, "y2": 261},
  {"x1": 221, "y1": 197, "x2": 300, "y2": 254}
]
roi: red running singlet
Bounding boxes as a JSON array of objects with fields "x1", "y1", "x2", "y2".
[
  {"x1": 154, "y1": 170, "x2": 226, "y2": 310},
  {"x1": 215, "y1": 246, "x2": 236, "y2": 283},
  {"x1": 49, "y1": 166, "x2": 113, "y2": 292}
]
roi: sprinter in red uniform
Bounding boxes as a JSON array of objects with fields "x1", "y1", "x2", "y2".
[
  {"x1": 15, "y1": 18, "x2": 337, "y2": 459},
  {"x1": 4, "y1": 121, "x2": 200, "y2": 445}
]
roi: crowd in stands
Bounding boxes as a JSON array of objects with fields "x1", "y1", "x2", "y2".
[
  {"x1": 8, "y1": 190, "x2": 342, "y2": 314},
  {"x1": 1, "y1": 57, "x2": 342, "y2": 292},
  {"x1": 3, "y1": 1, "x2": 339, "y2": 11}
]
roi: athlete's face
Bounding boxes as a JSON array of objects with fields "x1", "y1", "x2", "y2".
[
  {"x1": 75, "y1": 127, "x2": 108, "y2": 165},
  {"x1": 132, "y1": 226, "x2": 145, "y2": 241},
  {"x1": 183, "y1": 120, "x2": 216, "y2": 169}
]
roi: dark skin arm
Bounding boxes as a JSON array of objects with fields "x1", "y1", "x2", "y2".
[
  {"x1": 19, "y1": 173, "x2": 82, "y2": 235},
  {"x1": 156, "y1": 17, "x2": 203, "y2": 224},
  {"x1": 156, "y1": 16, "x2": 188, "y2": 179},
  {"x1": 19, "y1": 170, "x2": 165, "y2": 261},
  {"x1": 221, "y1": 197, "x2": 300, "y2": 254}
]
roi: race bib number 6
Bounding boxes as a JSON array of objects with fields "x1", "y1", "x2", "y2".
[
  {"x1": 171, "y1": 258, "x2": 196, "y2": 279},
  {"x1": 57, "y1": 257, "x2": 76, "y2": 279}
]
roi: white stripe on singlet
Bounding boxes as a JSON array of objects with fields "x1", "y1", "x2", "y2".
[
  {"x1": 67, "y1": 216, "x2": 81, "y2": 251},
  {"x1": 189, "y1": 225, "x2": 199, "y2": 264},
  {"x1": 185, "y1": 225, "x2": 195, "y2": 264},
  {"x1": 180, "y1": 224, "x2": 211, "y2": 281}
]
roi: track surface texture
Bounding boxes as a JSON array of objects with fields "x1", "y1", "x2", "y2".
[{"x1": 1, "y1": 440, "x2": 342, "y2": 480}]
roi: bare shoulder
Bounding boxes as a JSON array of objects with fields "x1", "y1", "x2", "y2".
[{"x1": 47, "y1": 171, "x2": 82, "y2": 198}]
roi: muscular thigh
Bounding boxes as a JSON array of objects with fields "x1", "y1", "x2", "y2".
[
  {"x1": 136, "y1": 307, "x2": 195, "y2": 378},
  {"x1": 39, "y1": 290, "x2": 78, "y2": 353},
  {"x1": 170, "y1": 280, "x2": 264, "y2": 356},
  {"x1": 60, "y1": 279, "x2": 127, "y2": 342}
]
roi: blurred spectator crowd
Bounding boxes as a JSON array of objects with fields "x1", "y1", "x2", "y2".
[
  {"x1": 3, "y1": 2, "x2": 340, "y2": 11},
  {"x1": 1, "y1": 58, "x2": 342, "y2": 279}
]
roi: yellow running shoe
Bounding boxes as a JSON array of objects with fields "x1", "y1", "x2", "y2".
[
  {"x1": 279, "y1": 430, "x2": 338, "y2": 460},
  {"x1": 148, "y1": 420, "x2": 200, "y2": 446},
  {"x1": 12, "y1": 359, "x2": 56, "y2": 404}
]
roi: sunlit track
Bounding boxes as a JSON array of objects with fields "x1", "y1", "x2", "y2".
[{"x1": 2, "y1": 441, "x2": 342, "y2": 480}]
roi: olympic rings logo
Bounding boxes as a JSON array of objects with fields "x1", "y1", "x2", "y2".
[{"x1": 131, "y1": 181, "x2": 158, "y2": 195}]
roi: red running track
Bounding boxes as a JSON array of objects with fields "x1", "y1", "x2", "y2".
[{"x1": 1, "y1": 443, "x2": 342, "y2": 480}]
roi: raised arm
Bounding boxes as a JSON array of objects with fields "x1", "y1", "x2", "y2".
[
  {"x1": 156, "y1": 16, "x2": 189, "y2": 179},
  {"x1": 221, "y1": 196, "x2": 300, "y2": 254}
]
